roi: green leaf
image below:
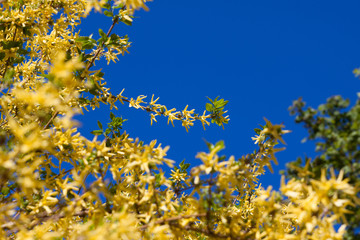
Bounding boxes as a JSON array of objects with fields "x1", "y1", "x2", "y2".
[
  {"x1": 81, "y1": 41, "x2": 96, "y2": 50},
  {"x1": 102, "y1": 3, "x2": 111, "y2": 9},
  {"x1": 1, "y1": 187, "x2": 9, "y2": 195},
  {"x1": 76, "y1": 36, "x2": 90, "y2": 42},
  {"x1": 155, "y1": 174, "x2": 161, "y2": 188},
  {"x1": 113, "y1": 3, "x2": 124, "y2": 9},
  {"x1": 0, "y1": 52, "x2": 5, "y2": 61},
  {"x1": 254, "y1": 128, "x2": 261, "y2": 134},
  {"x1": 78, "y1": 98, "x2": 91, "y2": 104},
  {"x1": 17, "y1": 48, "x2": 29, "y2": 55},
  {"x1": 110, "y1": 33, "x2": 119, "y2": 40},
  {"x1": 96, "y1": 71, "x2": 105, "y2": 78},
  {"x1": 97, "y1": 121, "x2": 103, "y2": 130},
  {"x1": 22, "y1": 26, "x2": 32, "y2": 36},
  {"x1": 203, "y1": 138, "x2": 213, "y2": 151},
  {"x1": 120, "y1": 15, "x2": 133, "y2": 26},
  {"x1": 3, "y1": 68, "x2": 15, "y2": 82},
  {"x1": 214, "y1": 99, "x2": 229, "y2": 109},
  {"x1": 215, "y1": 140, "x2": 225, "y2": 150},
  {"x1": 206, "y1": 96, "x2": 214, "y2": 104},
  {"x1": 104, "y1": 10, "x2": 113, "y2": 17},
  {"x1": 1, "y1": 41, "x2": 22, "y2": 49},
  {"x1": 110, "y1": 112, "x2": 116, "y2": 121},
  {"x1": 105, "y1": 128, "x2": 111, "y2": 135},
  {"x1": 205, "y1": 103, "x2": 213, "y2": 112},
  {"x1": 99, "y1": 28, "x2": 107, "y2": 39},
  {"x1": 13, "y1": 56, "x2": 25, "y2": 64},
  {"x1": 89, "y1": 88, "x2": 100, "y2": 96},
  {"x1": 110, "y1": 112, "x2": 115, "y2": 120},
  {"x1": 180, "y1": 160, "x2": 190, "y2": 171},
  {"x1": 91, "y1": 130, "x2": 103, "y2": 135}
]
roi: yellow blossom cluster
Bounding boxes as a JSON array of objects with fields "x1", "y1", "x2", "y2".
[{"x1": 0, "y1": 0, "x2": 359, "y2": 239}]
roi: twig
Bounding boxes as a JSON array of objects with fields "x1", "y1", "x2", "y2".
[
  {"x1": 206, "y1": 173, "x2": 215, "y2": 234},
  {"x1": 138, "y1": 213, "x2": 206, "y2": 230},
  {"x1": 43, "y1": 111, "x2": 59, "y2": 129},
  {"x1": 29, "y1": 208, "x2": 89, "y2": 229},
  {"x1": 171, "y1": 222, "x2": 243, "y2": 240},
  {"x1": 0, "y1": 16, "x2": 18, "y2": 79},
  {"x1": 84, "y1": 16, "x2": 119, "y2": 74},
  {"x1": 43, "y1": 16, "x2": 120, "y2": 130},
  {"x1": 1, "y1": 208, "x2": 89, "y2": 232}
]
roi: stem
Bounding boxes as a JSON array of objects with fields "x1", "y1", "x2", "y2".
[
  {"x1": 139, "y1": 213, "x2": 206, "y2": 230},
  {"x1": 206, "y1": 173, "x2": 214, "y2": 234},
  {"x1": 1, "y1": 26, "x2": 17, "y2": 79},
  {"x1": 43, "y1": 111, "x2": 58, "y2": 130},
  {"x1": 170, "y1": 222, "x2": 245, "y2": 240},
  {"x1": 84, "y1": 16, "x2": 119, "y2": 74},
  {"x1": 42, "y1": 16, "x2": 120, "y2": 130}
]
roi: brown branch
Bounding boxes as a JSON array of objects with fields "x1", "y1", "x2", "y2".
[
  {"x1": 43, "y1": 111, "x2": 59, "y2": 130},
  {"x1": 0, "y1": 30, "x2": 17, "y2": 79},
  {"x1": 0, "y1": 5, "x2": 23, "y2": 79},
  {"x1": 174, "y1": 178, "x2": 216, "y2": 196},
  {"x1": 43, "y1": 16, "x2": 120, "y2": 130},
  {"x1": 84, "y1": 16, "x2": 119, "y2": 74},
  {"x1": 138, "y1": 213, "x2": 206, "y2": 230},
  {"x1": 170, "y1": 222, "x2": 244, "y2": 240},
  {"x1": 96, "y1": 94, "x2": 220, "y2": 127},
  {"x1": 30, "y1": 208, "x2": 89, "y2": 229},
  {"x1": 1, "y1": 208, "x2": 89, "y2": 232}
]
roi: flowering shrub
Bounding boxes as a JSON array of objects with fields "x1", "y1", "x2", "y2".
[{"x1": 0, "y1": 0, "x2": 358, "y2": 239}]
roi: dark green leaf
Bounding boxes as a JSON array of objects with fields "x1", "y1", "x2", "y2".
[
  {"x1": 91, "y1": 130, "x2": 103, "y2": 135},
  {"x1": 110, "y1": 112, "x2": 115, "y2": 120},
  {"x1": 104, "y1": 10, "x2": 113, "y2": 17},
  {"x1": 97, "y1": 121, "x2": 103, "y2": 130},
  {"x1": 78, "y1": 98, "x2": 91, "y2": 104},
  {"x1": 96, "y1": 71, "x2": 105, "y2": 78},
  {"x1": 22, "y1": 26, "x2": 32, "y2": 36},
  {"x1": 254, "y1": 128, "x2": 261, "y2": 134},
  {"x1": 1, "y1": 41, "x2": 22, "y2": 49},
  {"x1": 17, "y1": 48, "x2": 29, "y2": 55},
  {"x1": 13, "y1": 56, "x2": 25, "y2": 64},
  {"x1": 102, "y1": 3, "x2": 111, "y2": 9}
]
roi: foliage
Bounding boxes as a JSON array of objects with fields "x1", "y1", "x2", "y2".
[
  {"x1": 0, "y1": 0, "x2": 358, "y2": 239},
  {"x1": 287, "y1": 95, "x2": 360, "y2": 239}
]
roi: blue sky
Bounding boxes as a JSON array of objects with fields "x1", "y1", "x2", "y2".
[{"x1": 77, "y1": 0, "x2": 360, "y2": 190}]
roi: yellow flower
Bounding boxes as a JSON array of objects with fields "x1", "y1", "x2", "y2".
[{"x1": 170, "y1": 169, "x2": 187, "y2": 182}]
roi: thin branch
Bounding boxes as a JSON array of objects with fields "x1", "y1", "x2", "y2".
[
  {"x1": 1, "y1": 207, "x2": 89, "y2": 232},
  {"x1": 42, "y1": 17, "x2": 121, "y2": 130},
  {"x1": 174, "y1": 178, "x2": 216, "y2": 196},
  {"x1": 84, "y1": 16, "x2": 119, "y2": 74},
  {"x1": 138, "y1": 213, "x2": 206, "y2": 230},
  {"x1": 43, "y1": 111, "x2": 59, "y2": 130},
  {"x1": 30, "y1": 208, "x2": 89, "y2": 229},
  {"x1": 0, "y1": 14, "x2": 19, "y2": 79},
  {"x1": 206, "y1": 173, "x2": 215, "y2": 234},
  {"x1": 171, "y1": 222, "x2": 243, "y2": 240}
]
